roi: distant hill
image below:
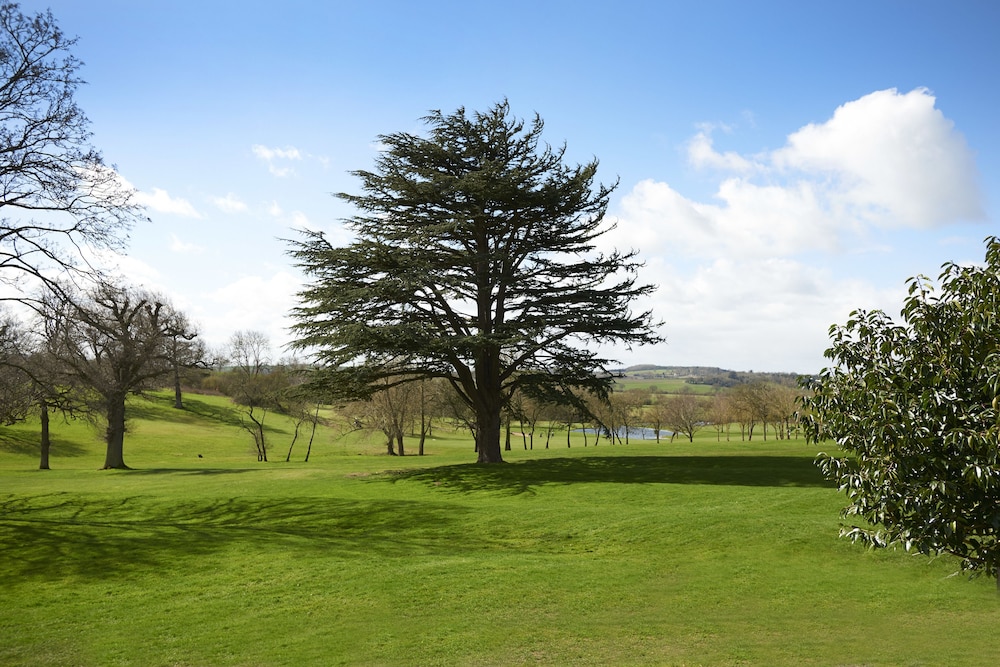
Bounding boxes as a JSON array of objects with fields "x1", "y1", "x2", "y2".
[{"x1": 611, "y1": 365, "x2": 801, "y2": 389}]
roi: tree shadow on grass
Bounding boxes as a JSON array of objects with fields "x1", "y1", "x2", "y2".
[
  {"x1": 0, "y1": 492, "x2": 478, "y2": 582},
  {"x1": 124, "y1": 468, "x2": 256, "y2": 476},
  {"x1": 391, "y1": 455, "x2": 832, "y2": 495},
  {"x1": 0, "y1": 432, "x2": 90, "y2": 458},
  {"x1": 126, "y1": 394, "x2": 244, "y2": 429}
]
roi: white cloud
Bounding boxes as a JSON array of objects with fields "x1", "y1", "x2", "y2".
[
  {"x1": 169, "y1": 234, "x2": 205, "y2": 254},
  {"x1": 612, "y1": 256, "x2": 902, "y2": 373},
  {"x1": 267, "y1": 200, "x2": 284, "y2": 217},
  {"x1": 289, "y1": 210, "x2": 313, "y2": 230},
  {"x1": 251, "y1": 145, "x2": 302, "y2": 161},
  {"x1": 212, "y1": 193, "x2": 248, "y2": 213},
  {"x1": 134, "y1": 187, "x2": 202, "y2": 218},
  {"x1": 611, "y1": 177, "x2": 838, "y2": 259},
  {"x1": 686, "y1": 128, "x2": 759, "y2": 173},
  {"x1": 772, "y1": 87, "x2": 984, "y2": 228},
  {"x1": 600, "y1": 88, "x2": 985, "y2": 372},
  {"x1": 252, "y1": 144, "x2": 302, "y2": 177},
  {"x1": 609, "y1": 88, "x2": 983, "y2": 261},
  {"x1": 195, "y1": 271, "x2": 303, "y2": 351}
]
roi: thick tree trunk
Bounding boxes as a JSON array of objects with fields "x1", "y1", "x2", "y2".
[
  {"x1": 473, "y1": 347, "x2": 504, "y2": 463},
  {"x1": 102, "y1": 396, "x2": 129, "y2": 469},
  {"x1": 39, "y1": 403, "x2": 50, "y2": 470},
  {"x1": 476, "y1": 409, "x2": 503, "y2": 463}
]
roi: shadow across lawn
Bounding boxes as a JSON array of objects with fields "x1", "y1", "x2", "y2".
[
  {"x1": 0, "y1": 432, "x2": 90, "y2": 458},
  {"x1": 392, "y1": 454, "x2": 832, "y2": 495},
  {"x1": 124, "y1": 467, "x2": 256, "y2": 476},
  {"x1": 126, "y1": 394, "x2": 244, "y2": 428},
  {"x1": 0, "y1": 491, "x2": 478, "y2": 582}
]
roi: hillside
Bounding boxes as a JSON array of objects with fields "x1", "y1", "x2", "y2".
[{"x1": 613, "y1": 365, "x2": 802, "y2": 389}]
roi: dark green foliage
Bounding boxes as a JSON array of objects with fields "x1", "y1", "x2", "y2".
[
  {"x1": 802, "y1": 237, "x2": 1000, "y2": 583},
  {"x1": 288, "y1": 101, "x2": 660, "y2": 463}
]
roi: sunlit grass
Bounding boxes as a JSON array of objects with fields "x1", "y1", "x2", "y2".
[{"x1": 2, "y1": 392, "x2": 999, "y2": 665}]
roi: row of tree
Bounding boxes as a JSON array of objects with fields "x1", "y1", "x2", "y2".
[
  {"x1": 0, "y1": 281, "x2": 204, "y2": 468},
  {"x1": 333, "y1": 376, "x2": 803, "y2": 455}
]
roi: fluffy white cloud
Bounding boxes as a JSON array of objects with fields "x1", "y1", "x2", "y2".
[
  {"x1": 600, "y1": 88, "x2": 985, "y2": 372},
  {"x1": 686, "y1": 126, "x2": 759, "y2": 173},
  {"x1": 611, "y1": 177, "x2": 838, "y2": 259},
  {"x1": 613, "y1": 256, "x2": 902, "y2": 373},
  {"x1": 772, "y1": 88, "x2": 983, "y2": 229},
  {"x1": 134, "y1": 187, "x2": 201, "y2": 218},
  {"x1": 632, "y1": 88, "x2": 983, "y2": 261},
  {"x1": 212, "y1": 193, "x2": 248, "y2": 213}
]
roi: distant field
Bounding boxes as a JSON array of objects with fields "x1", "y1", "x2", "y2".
[
  {"x1": 614, "y1": 375, "x2": 720, "y2": 394},
  {"x1": 2, "y1": 391, "x2": 998, "y2": 666}
]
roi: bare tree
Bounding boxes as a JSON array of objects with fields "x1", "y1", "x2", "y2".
[
  {"x1": 659, "y1": 391, "x2": 704, "y2": 443},
  {"x1": 0, "y1": 306, "x2": 92, "y2": 468},
  {"x1": 643, "y1": 396, "x2": 666, "y2": 443},
  {"x1": 162, "y1": 310, "x2": 206, "y2": 409},
  {"x1": 766, "y1": 385, "x2": 800, "y2": 440},
  {"x1": 0, "y1": 3, "x2": 145, "y2": 305},
  {"x1": 0, "y1": 308, "x2": 32, "y2": 420},
  {"x1": 608, "y1": 391, "x2": 645, "y2": 444},
  {"x1": 41, "y1": 280, "x2": 186, "y2": 469},
  {"x1": 222, "y1": 330, "x2": 283, "y2": 462},
  {"x1": 730, "y1": 382, "x2": 770, "y2": 441},
  {"x1": 706, "y1": 393, "x2": 732, "y2": 442}
]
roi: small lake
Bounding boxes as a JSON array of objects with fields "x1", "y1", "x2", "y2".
[{"x1": 575, "y1": 427, "x2": 674, "y2": 439}]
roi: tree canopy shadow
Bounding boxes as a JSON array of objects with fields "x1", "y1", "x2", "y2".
[
  {"x1": 125, "y1": 394, "x2": 243, "y2": 428},
  {"x1": 123, "y1": 468, "x2": 256, "y2": 476},
  {"x1": 391, "y1": 455, "x2": 832, "y2": 495},
  {"x1": 0, "y1": 492, "x2": 480, "y2": 582},
  {"x1": 127, "y1": 394, "x2": 294, "y2": 438},
  {"x1": 0, "y1": 431, "x2": 90, "y2": 458}
]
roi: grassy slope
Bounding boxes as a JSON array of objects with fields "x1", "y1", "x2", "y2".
[{"x1": 1, "y1": 392, "x2": 998, "y2": 666}]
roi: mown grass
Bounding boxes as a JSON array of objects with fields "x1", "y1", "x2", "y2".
[
  {"x1": 2, "y1": 392, "x2": 999, "y2": 666},
  {"x1": 614, "y1": 376, "x2": 720, "y2": 394}
]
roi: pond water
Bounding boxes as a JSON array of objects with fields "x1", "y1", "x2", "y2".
[{"x1": 574, "y1": 427, "x2": 674, "y2": 439}]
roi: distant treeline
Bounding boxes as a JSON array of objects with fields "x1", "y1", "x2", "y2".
[{"x1": 615, "y1": 365, "x2": 801, "y2": 389}]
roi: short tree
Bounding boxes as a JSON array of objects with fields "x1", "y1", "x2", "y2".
[
  {"x1": 0, "y1": 3, "x2": 144, "y2": 304},
  {"x1": 0, "y1": 309, "x2": 31, "y2": 415},
  {"x1": 222, "y1": 330, "x2": 286, "y2": 462},
  {"x1": 288, "y1": 101, "x2": 660, "y2": 463},
  {"x1": 706, "y1": 393, "x2": 732, "y2": 441},
  {"x1": 659, "y1": 391, "x2": 704, "y2": 443},
  {"x1": 801, "y1": 237, "x2": 1000, "y2": 587},
  {"x1": 163, "y1": 310, "x2": 207, "y2": 409}
]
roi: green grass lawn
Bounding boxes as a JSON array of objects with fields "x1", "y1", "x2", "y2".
[
  {"x1": 2, "y1": 392, "x2": 998, "y2": 666},
  {"x1": 614, "y1": 376, "x2": 720, "y2": 394}
]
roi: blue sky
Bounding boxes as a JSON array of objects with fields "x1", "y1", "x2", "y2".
[{"x1": 26, "y1": 0, "x2": 1000, "y2": 372}]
